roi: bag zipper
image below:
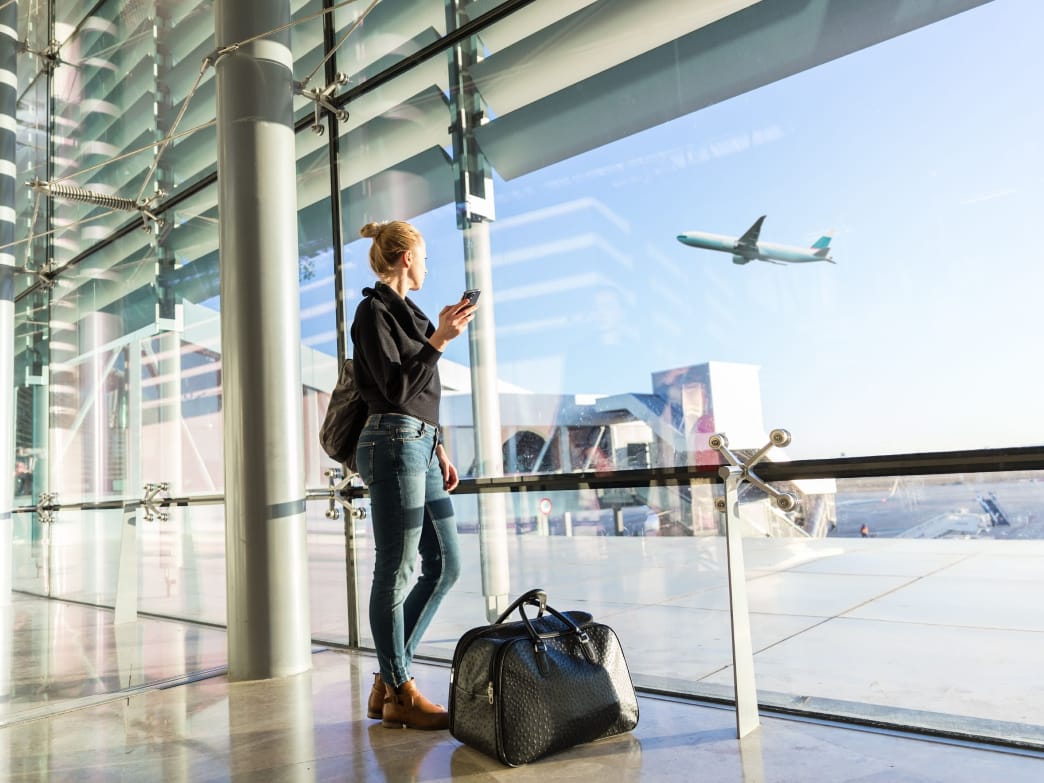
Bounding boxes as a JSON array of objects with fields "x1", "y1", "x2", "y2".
[{"x1": 488, "y1": 639, "x2": 531, "y2": 764}]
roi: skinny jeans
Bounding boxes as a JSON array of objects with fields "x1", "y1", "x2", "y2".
[{"x1": 356, "y1": 413, "x2": 461, "y2": 689}]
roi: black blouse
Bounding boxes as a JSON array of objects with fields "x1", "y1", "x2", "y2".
[{"x1": 350, "y1": 281, "x2": 443, "y2": 427}]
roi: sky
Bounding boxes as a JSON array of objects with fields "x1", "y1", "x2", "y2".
[{"x1": 338, "y1": 0, "x2": 1044, "y2": 460}]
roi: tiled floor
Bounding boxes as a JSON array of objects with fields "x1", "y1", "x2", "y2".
[{"x1": 2, "y1": 595, "x2": 1043, "y2": 782}]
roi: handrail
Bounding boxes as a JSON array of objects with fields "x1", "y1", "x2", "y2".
[{"x1": 11, "y1": 443, "x2": 1044, "y2": 515}]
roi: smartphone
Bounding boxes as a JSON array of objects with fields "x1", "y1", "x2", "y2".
[{"x1": 462, "y1": 289, "x2": 481, "y2": 306}]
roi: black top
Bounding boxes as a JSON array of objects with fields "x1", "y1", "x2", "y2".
[{"x1": 350, "y1": 281, "x2": 443, "y2": 427}]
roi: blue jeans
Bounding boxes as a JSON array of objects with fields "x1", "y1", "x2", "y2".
[{"x1": 356, "y1": 414, "x2": 461, "y2": 689}]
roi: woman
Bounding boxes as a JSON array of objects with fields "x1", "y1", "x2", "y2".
[{"x1": 350, "y1": 220, "x2": 476, "y2": 730}]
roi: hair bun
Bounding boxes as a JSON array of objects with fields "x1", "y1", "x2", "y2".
[{"x1": 359, "y1": 222, "x2": 383, "y2": 239}]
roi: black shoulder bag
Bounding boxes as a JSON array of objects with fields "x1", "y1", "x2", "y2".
[{"x1": 319, "y1": 357, "x2": 368, "y2": 473}]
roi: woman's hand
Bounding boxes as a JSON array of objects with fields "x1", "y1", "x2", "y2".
[
  {"x1": 436, "y1": 444, "x2": 460, "y2": 491},
  {"x1": 429, "y1": 295, "x2": 478, "y2": 352}
]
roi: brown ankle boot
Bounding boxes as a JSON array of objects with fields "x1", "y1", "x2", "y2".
[
  {"x1": 367, "y1": 673, "x2": 385, "y2": 720},
  {"x1": 381, "y1": 679, "x2": 449, "y2": 730}
]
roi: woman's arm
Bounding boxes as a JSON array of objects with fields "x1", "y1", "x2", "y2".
[
  {"x1": 436, "y1": 444, "x2": 459, "y2": 492},
  {"x1": 428, "y1": 300, "x2": 475, "y2": 352}
]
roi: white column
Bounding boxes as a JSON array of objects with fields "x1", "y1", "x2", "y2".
[{"x1": 215, "y1": 0, "x2": 312, "y2": 680}]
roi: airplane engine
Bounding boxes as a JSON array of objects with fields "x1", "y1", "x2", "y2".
[{"x1": 732, "y1": 255, "x2": 751, "y2": 265}]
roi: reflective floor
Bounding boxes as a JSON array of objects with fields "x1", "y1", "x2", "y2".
[{"x1": 2, "y1": 595, "x2": 1043, "y2": 781}]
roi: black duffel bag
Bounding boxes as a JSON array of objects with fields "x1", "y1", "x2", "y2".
[{"x1": 449, "y1": 588, "x2": 639, "y2": 766}]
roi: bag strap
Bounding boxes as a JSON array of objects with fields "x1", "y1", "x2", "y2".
[
  {"x1": 499, "y1": 589, "x2": 600, "y2": 673},
  {"x1": 493, "y1": 588, "x2": 547, "y2": 625}
]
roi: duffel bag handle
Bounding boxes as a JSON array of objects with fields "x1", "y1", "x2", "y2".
[
  {"x1": 520, "y1": 601, "x2": 600, "y2": 673},
  {"x1": 502, "y1": 589, "x2": 600, "y2": 673},
  {"x1": 494, "y1": 588, "x2": 548, "y2": 625}
]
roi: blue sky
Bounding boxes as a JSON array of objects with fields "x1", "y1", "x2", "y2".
[{"x1": 345, "y1": 0, "x2": 1043, "y2": 459}]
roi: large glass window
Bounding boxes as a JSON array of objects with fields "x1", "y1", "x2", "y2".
[
  {"x1": 8, "y1": 0, "x2": 1044, "y2": 752},
  {"x1": 21, "y1": 4, "x2": 1043, "y2": 479},
  {"x1": 334, "y1": 0, "x2": 1044, "y2": 474}
]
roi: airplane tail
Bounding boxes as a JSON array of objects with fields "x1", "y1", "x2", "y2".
[
  {"x1": 811, "y1": 234, "x2": 832, "y2": 250},
  {"x1": 810, "y1": 232, "x2": 833, "y2": 258}
]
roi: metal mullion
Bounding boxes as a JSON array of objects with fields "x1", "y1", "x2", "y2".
[{"x1": 319, "y1": 0, "x2": 360, "y2": 650}]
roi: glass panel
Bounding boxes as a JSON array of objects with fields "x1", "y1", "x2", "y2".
[
  {"x1": 354, "y1": 468, "x2": 1044, "y2": 747},
  {"x1": 13, "y1": 293, "x2": 49, "y2": 504},
  {"x1": 48, "y1": 1, "x2": 166, "y2": 258},
  {"x1": 743, "y1": 469, "x2": 1044, "y2": 746},
  {"x1": 12, "y1": 30, "x2": 48, "y2": 299},
  {"x1": 350, "y1": 481, "x2": 719, "y2": 664},
  {"x1": 338, "y1": 0, "x2": 1044, "y2": 472},
  {"x1": 136, "y1": 499, "x2": 355, "y2": 639},
  {"x1": 47, "y1": 508, "x2": 122, "y2": 605},
  {"x1": 291, "y1": 0, "x2": 330, "y2": 125},
  {"x1": 306, "y1": 499, "x2": 350, "y2": 643},
  {"x1": 156, "y1": 1, "x2": 218, "y2": 195},
  {"x1": 34, "y1": 1, "x2": 221, "y2": 268},
  {"x1": 10, "y1": 512, "x2": 48, "y2": 595},
  {"x1": 333, "y1": 0, "x2": 445, "y2": 91},
  {"x1": 296, "y1": 125, "x2": 343, "y2": 489},
  {"x1": 139, "y1": 503, "x2": 226, "y2": 626},
  {"x1": 47, "y1": 226, "x2": 157, "y2": 502}
]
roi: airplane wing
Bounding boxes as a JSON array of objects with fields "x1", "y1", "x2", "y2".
[{"x1": 736, "y1": 215, "x2": 766, "y2": 250}]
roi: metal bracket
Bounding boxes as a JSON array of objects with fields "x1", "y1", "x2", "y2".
[
  {"x1": 708, "y1": 428, "x2": 797, "y2": 740},
  {"x1": 19, "y1": 39, "x2": 64, "y2": 71},
  {"x1": 29, "y1": 260, "x2": 58, "y2": 289},
  {"x1": 324, "y1": 468, "x2": 366, "y2": 521},
  {"x1": 142, "y1": 482, "x2": 171, "y2": 522},
  {"x1": 36, "y1": 491, "x2": 58, "y2": 525},
  {"x1": 710, "y1": 429, "x2": 797, "y2": 512},
  {"x1": 137, "y1": 192, "x2": 167, "y2": 235},
  {"x1": 296, "y1": 74, "x2": 350, "y2": 136}
]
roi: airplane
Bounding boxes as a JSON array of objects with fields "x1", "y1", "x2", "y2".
[{"x1": 676, "y1": 215, "x2": 835, "y2": 265}]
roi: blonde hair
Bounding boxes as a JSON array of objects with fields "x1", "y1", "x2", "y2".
[{"x1": 359, "y1": 220, "x2": 423, "y2": 278}]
